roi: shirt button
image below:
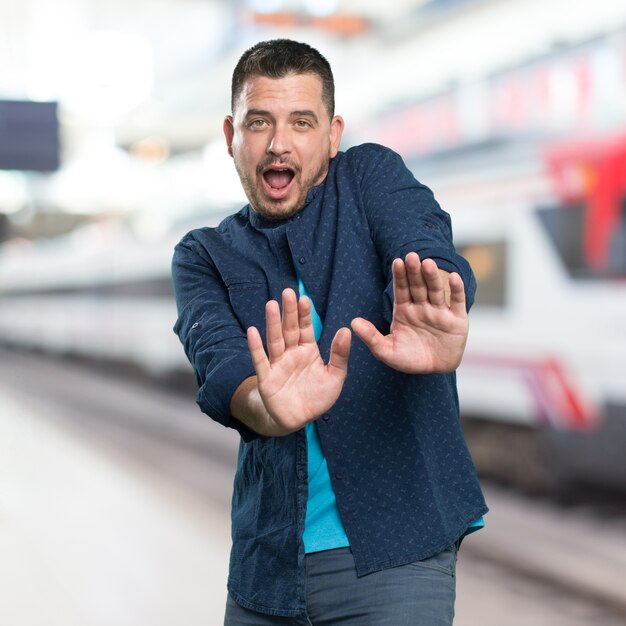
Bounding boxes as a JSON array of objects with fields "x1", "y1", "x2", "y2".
[
  {"x1": 322, "y1": 414, "x2": 330, "y2": 421},
  {"x1": 335, "y1": 472, "x2": 343, "y2": 480},
  {"x1": 298, "y1": 256, "x2": 306, "y2": 264},
  {"x1": 191, "y1": 322, "x2": 199, "y2": 329}
]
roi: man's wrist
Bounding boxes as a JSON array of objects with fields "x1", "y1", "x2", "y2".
[
  {"x1": 231, "y1": 375, "x2": 297, "y2": 437},
  {"x1": 230, "y1": 375, "x2": 271, "y2": 435}
]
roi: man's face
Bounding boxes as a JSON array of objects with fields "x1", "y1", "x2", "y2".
[{"x1": 224, "y1": 72, "x2": 344, "y2": 220}]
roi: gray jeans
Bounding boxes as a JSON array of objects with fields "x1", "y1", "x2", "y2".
[{"x1": 224, "y1": 544, "x2": 458, "y2": 625}]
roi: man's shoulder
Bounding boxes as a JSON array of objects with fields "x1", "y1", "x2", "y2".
[
  {"x1": 339, "y1": 142, "x2": 396, "y2": 162},
  {"x1": 173, "y1": 208, "x2": 250, "y2": 263},
  {"x1": 178, "y1": 208, "x2": 248, "y2": 244},
  {"x1": 334, "y1": 143, "x2": 405, "y2": 178}
]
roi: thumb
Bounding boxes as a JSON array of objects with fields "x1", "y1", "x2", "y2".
[
  {"x1": 328, "y1": 327, "x2": 351, "y2": 375},
  {"x1": 350, "y1": 317, "x2": 386, "y2": 359}
]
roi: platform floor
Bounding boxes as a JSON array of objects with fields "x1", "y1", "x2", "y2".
[
  {"x1": 0, "y1": 386, "x2": 231, "y2": 626},
  {"x1": 1, "y1": 352, "x2": 625, "y2": 626}
]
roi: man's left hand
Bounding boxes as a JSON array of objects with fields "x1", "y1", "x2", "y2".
[{"x1": 351, "y1": 252, "x2": 469, "y2": 374}]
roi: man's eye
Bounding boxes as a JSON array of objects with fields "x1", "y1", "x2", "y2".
[
  {"x1": 295, "y1": 120, "x2": 311, "y2": 128},
  {"x1": 249, "y1": 119, "x2": 267, "y2": 128}
]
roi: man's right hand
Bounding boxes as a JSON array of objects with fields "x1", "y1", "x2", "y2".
[{"x1": 230, "y1": 288, "x2": 351, "y2": 437}]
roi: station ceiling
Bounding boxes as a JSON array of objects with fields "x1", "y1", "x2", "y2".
[
  {"x1": 0, "y1": 0, "x2": 439, "y2": 152},
  {"x1": 2, "y1": 0, "x2": 626, "y2": 159}
]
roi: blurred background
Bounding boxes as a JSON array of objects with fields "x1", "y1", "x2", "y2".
[{"x1": 1, "y1": 0, "x2": 626, "y2": 624}]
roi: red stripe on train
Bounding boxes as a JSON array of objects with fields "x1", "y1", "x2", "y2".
[{"x1": 461, "y1": 353, "x2": 599, "y2": 431}]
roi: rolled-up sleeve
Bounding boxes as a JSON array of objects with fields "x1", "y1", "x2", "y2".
[
  {"x1": 172, "y1": 232, "x2": 258, "y2": 441},
  {"x1": 356, "y1": 145, "x2": 476, "y2": 321}
]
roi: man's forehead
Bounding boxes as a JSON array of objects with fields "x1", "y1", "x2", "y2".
[{"x1": 235, "y1": 73, "x2": 325, "y2": 112}]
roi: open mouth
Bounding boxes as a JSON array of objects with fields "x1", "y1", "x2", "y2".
[{"x1": 262, "y1": 166, "x2": 295, "y2": 191}]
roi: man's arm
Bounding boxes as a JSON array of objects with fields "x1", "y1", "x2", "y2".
[
  {"x1": 172, "y1": 234, "x2": 259, "y2": 439},
  {"x1": 354, "y1": 144, "x2": 477, "y2": 313},
  {"x1": 350, "y1": 145, "x2": 474, "y2": 374},
  {"x1": 231, "y1": 288, "x2": 351, "y2": 437}
]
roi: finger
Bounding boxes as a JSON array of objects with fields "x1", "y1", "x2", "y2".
[
  {"x1": 392, "y1": 258, "x2": 411, "y2": 305},
  {"x1": 281, "y1": 288, "x2": 300, "y2": 349},
  {"x1": 404, "y1": 252, "x2": 428, "y2": 303},
  {"x1": 247, "y1": 326, "x2": 270, "y2": 380},
  {"x1": 298, "y1": 296, "x2": 316, "y2": 344},
  {"x1": 328, "y1": 327, "x2": 351, "y2": 376},
  {"x1": 265, "y1": 299, "x2": 285, "y2": 360},
  {"x1": 448, "y1": 272, "x2": 467, "y2": 316},
  {"x1": 350, "y1": 317, "x2": 389, "y2": 362},
  {"x1": 420, "y1": 258, "x2": 446, "y2": 307}
]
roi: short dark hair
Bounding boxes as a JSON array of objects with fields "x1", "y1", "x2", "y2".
[{"x1": 231, "y1": 39, "x2": 335, "y2": 119}]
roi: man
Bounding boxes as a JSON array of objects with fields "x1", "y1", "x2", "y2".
[{"x1": 172, "y1": 39, "x2": 487, "y2": 625}]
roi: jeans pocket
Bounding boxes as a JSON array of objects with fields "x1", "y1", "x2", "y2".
[{"x1": 407, "y1": 544, "x2": 457, "y2": 578}]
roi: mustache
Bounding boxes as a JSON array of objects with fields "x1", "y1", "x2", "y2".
[{"x1": 256, "y1": 158, "x2": 301, "y2": 176}]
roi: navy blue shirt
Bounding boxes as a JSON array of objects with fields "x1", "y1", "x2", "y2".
[{"x1": 172, "y1": 143, "x2": 488, "y2": 617}]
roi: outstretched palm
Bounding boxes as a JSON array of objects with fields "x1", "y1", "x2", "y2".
[
  {"x1": 247, "y1": 288, "x2": 351, "y2": 435},
  {"x1": 351, "y1": 252, "x2": 468, "y2": 374}
]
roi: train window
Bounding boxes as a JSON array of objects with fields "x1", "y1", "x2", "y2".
[
  {"x1": 457, "y1": 240, "x2": 507, "y2": 308},
  {"x1": 536, "y1": 203, "x2": 587, "y2": 276},
  {"x1": 0, "y1": 276, "x2": 175, "y2": 299},
  {"x1": 536, "y1": 202, "x2": 626, "y2": 279},
  {"x1": 609, "y1": 199, "x2": 626, "y2": 275},
  {"x1": 98, "y1": 278, "x2": 175, "y2": 298}
]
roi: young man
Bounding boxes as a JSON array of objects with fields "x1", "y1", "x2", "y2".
[{"x1": 172, "y1": 39, "x2": 487, "y2": 625}]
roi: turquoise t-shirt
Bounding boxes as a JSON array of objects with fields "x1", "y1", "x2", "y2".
[{"x1": 297, "y1": 273, "x2": 350, "y2": 554}]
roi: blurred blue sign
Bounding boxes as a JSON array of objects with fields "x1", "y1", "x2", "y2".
[{"x1": 0, "y1": 100, "x2": 60, "y2": 172}]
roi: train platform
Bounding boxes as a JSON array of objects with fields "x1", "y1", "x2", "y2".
[
  {"x1": 0, "y1": 383, "x2": 232, "y2": 626},
  {"x1": 463, "y1": 484, "x2": 626, "y2": 615},
  {"x1": 1, "y1": 349, "x2": 625, "y2": 626}
]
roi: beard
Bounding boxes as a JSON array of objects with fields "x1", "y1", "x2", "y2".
[{"x1": 233, "y1": 154, "x2": 329, "y2": 221}]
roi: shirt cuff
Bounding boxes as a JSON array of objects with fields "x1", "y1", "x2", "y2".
[{"x1": 196, "y1": 356, "x2": 261, "y2": 442}]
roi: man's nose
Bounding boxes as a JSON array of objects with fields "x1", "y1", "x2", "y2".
[{"x1": 267, "y1": 124, "x2": 292, "y2": 156}]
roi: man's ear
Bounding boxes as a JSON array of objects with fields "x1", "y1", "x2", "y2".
[
  {"x1": 223, "y1": 116, "x2": 235, "y2": 157},
  {"x1": 329, "y1": 115, "x2": 344, "y2": 158}
]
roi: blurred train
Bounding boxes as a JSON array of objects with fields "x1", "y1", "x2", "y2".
[
  {"x1": 433, "y1": 133, "x2": 626, "y2": 495},
  {"x1": 0, "y1": 211, "x2": 221, "y2": 376},
  {"x1": 0, "y1": 131, "x2": 625, "y2": 497}
]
